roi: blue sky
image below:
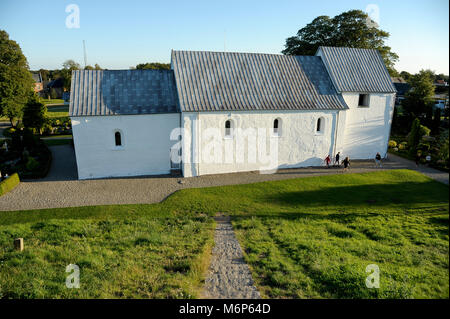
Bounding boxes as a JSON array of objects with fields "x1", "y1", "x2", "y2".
[{"x1": 0, "y1": 0, "x2": 448, "y2": 74}]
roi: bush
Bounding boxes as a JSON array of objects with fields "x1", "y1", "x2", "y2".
[
  {"x1": 0, "y1": 172, "x2": 20, "y2": 196},
  {"x1": 25, "y1": 156, "x2": 40, "y2": 171},
  {"x1": 408, "y1": 119, "x2": 431, "y2": 156},
  {"x1": 388, "y1": 140, "x2": 397, "y2": 148},
  {"x1": 419, "y1": 125, "x2": 431, "y2": 137},
  {"x1": 23, "y1": 97, "x2": 48, "y2": 133},
  {"x1": 18, "y1": 141, "x2": 52, "y2": 179},
  {"x1": 398, "y1": 142, "x2": 407, "y2": 150}
]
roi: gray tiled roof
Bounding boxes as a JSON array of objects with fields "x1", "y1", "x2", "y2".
[
  {"x1": 171, "y1": 50, "x2": 348, "y2": 112},
  {"x1": 318, "y1": 46, "x2": 397, "y2": 93},
  {"x1": 69, "y1": 69, "x2": 179, "y2": 117}
]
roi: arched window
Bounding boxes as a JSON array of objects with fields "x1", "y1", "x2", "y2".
[
  {"x1": 225, "y1": 120, "x2": 232, "y2": 137},
  {"x1": 316, "y1": 117, "x2": 324, "y2": 133},
  {"x1": 115, "y1": 131, "x2": 122, "y2": 146},
  {"x1": 273, "y1": 118, "x2": 282, "y2": 136}
]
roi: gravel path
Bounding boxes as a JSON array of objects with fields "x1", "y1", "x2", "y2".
[
  {"x1": 202, "y1": 214, "x2": 261, "y2": 299},
  {"x1": 1, "y1": 146, "x2": 448, "y2": 211}
]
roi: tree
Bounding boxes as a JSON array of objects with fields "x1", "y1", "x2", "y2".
[
  {"x1": 0, "y1": 30, "x2": 34, "y2": 126},
  {"x1": 399, "y1": 71, "x2": 412, "y2": 82},
  {"x1": 57, "y1": 59, "x2": 81, "y2": 91},
  {"x1": 282, "y1": 10, "x2": 399, "y2": 75},
  {"x1": 402, "y1": 70, "x2": 435, "y2": 118},
  {"x1": 62, "y1": 60, "x2": 81, "y2": 70},
  {"x1": 84, "y1": 63, "x2": 102, "y2": 71},
  {"x1": 38, "y1": 69, "x2": 50, "y2": 82},
  {"x1": 432, "y1": 108, "x2": 441, "y2": 135},
  {"x1": 408, "y1": 118, "x2": 421, "y2": 156},
  {"x1": 22, "y1": 95, "x2": 47, "y2": 134},
  {"x1": 408, "y1": 118, "x2": 431, "y2": 157},
  {"x1": 135, "y1": 62, "x2": 170, "y2": 70}
]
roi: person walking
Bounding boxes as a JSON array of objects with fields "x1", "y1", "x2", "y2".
[
  {"x1": 324, "y1": 154, "x2": 331, "y2": 168},
  {"x1": 335, "y1": 152, "x2": 341, "y2": 166},
  {"x1": 375, "y1": 152, "x2": 382, "y2": 168},
  {"x1": 342, "y1": 156, "x2": 350, "y2": 172}
]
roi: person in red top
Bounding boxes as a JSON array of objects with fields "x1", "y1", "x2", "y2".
[{"x1": 324, "y1": 154, "x2": 331, "y2": 168}]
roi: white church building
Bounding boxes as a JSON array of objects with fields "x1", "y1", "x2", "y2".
[{"x1": 69, "y1": 46, "x2": 396, "y2": 179}]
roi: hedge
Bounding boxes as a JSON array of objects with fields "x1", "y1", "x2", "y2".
[
  {"x1": 19, "y1": 142, "x2": 52, "y2": 179},
  {"x1": 0, "y1": 173, "x2": 20, "y2": 196}
]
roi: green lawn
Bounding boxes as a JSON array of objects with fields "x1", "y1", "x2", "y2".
[
  {"x1": 39, "y1": 99, "x2": 65, "y2": 105},
  {"x1": 0, "y1": 104, "x2": 68, "y2": 122},
  {"x1": 46, "y1": 105, "x2": 69, "y2": 118},
  {"x1": 0, "y1": 207, "x2": 214, "y2": 298},
  {"x1": 0, "y1": 170, "x2": 448, "y2": 298}
]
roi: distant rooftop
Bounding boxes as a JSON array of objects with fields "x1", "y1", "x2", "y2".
[{"x1": 31, "y1": 72, "x2": 42, "y2": 83}]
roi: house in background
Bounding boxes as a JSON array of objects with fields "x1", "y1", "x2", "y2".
[
  {"x1": 435, "y1": 79, "x2": 449, "y2": 87},
  {"x1": 70, "y1": 46, "x2": 396, "y2": 180},
  {"x1": 391, "y1": 77, "x2": 411, "y2": 105},
  {"x1": 46, "y1": 78, "x2": 64, "y2": 99},
  {"x1": 31, "y1": 72, "x2": 44, "y2": 96}
]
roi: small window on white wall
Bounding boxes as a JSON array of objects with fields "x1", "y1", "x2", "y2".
[
  {"x1": 316, "y1": 117, "x2": 324, "y2": 134},
  {"x1": 224, "y1": 120, "x2": 233, "y2": 138},
  {"x1": 273, "y1": 118, "x2": 282, "y2": 136},
  {"x1": 358, "y1": 94, "x2": 370, "y2": 107},
  {"x1": 115, "y1": 131, "x2": 122, "y2": 146},
  {"x1": 114, "y1": 130, "x2": 123, "y2": 148}
]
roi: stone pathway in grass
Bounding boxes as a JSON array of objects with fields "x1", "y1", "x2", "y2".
[{"x1": 202, "y1": 214, "x2": 261, "y2": 299}]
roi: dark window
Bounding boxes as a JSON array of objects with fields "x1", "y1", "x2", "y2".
[
  {"x1": 225, "y1": 120, "x2": 231, "y2": 137},
  {"x1": 358, "y1": 94, "x2": 370, "y2": 107},
  {"x1": 316, "y1": 118, "x2": 322, "y2": 132},
  {"x1": 115, "y1": 131, "x2": 122, "y2": 146},
  {"x1": 273, "y1": 119, "x2": 279, "y2": 134}
]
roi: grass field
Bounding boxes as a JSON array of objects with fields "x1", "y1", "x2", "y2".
[
  {"x1": 0, "y1": 207, "x2": 214, "y2": 298},
  {"x1": 0, "y1": 170, "x2": 448, "y2": 298},
  {"x1": 46, "y1": 105, "x2": 69, "y2": 118},
  {"x1": 39, "y1": 99, "x2": 65, "y2": 105},
  {"x1": 0, "y1": 104, "x2": 68, "y2": 122}
]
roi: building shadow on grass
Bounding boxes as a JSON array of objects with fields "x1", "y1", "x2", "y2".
[{"x1": 261, "y1": 181, "x2": 448, "y2": 209}]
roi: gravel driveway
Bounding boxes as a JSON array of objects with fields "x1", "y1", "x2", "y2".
[{"x1": 1, "y1": 146, "x2": 448, "y2": 211}]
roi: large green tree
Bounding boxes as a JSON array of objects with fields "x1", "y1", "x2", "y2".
[
  {"x1": 402, "y1": 70, "x2": 435, "y2": 118},
  {"x1": 282, "y1": 10, "x2": 399, "y2": 75},
  {"x1": 0, "y1": 30, "x2": 34, "y2": 126}
]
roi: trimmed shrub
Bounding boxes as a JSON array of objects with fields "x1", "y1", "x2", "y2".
[{"x1": 0, "y1": 173, "x2": 20, "y2": 196}]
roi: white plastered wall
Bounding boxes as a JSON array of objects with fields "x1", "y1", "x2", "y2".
[
  {"x1": 181, "y1": 110, "x2": 339, "y2": 177},
  {"x1": 338, "y1": 92, "x2": 395, "y2": 159},
  {"x1": 71, "y1": 113, "x2": 180, "y2": 179}
]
